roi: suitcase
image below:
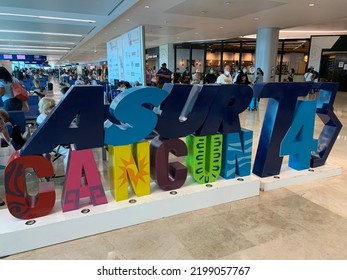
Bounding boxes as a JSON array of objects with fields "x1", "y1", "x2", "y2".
[{"x1": 47, "y1": 82, "x2": 53, "y2": 91}]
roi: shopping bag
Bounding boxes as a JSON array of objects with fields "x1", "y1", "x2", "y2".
[
  {"x1": 11, "y1": 81, "x2": 29, "y2": 101},
  {"x1": 0, "y1": 145, "x2": 15, "y2": 168}
]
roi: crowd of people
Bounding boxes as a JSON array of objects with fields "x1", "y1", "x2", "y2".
[{"x1": 150, "y1": 63, "x2": 265, "y2": 87}]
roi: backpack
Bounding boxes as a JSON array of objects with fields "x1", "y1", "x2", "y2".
[{"x1": 11, "y1": 125, "x2": 26, "y2": 150}]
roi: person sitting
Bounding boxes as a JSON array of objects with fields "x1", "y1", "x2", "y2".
[
  {"x1": 37, "y1": 97, "x2": 70, "y2": 172},
  {"x1": 75, "y1": 75, "x2": 85, "y2": 85},
  {"x1": 30, "y1": 78, "x2": 46, "y2": 98},
  {"x1": 203, "y1": 68, "x2": 217, "y2": 84},
  {"x1": 0, "y1": 109, "x2": 12, "y2": 147},
  {"x1": 0, "y1": 109, "x2": 26, "y2": 150},
  {"x1": 123, "y1": 81, "x2": 132, "y2": 89},
  {"x1": 181, "y1": 67, "x2": 191, "y2": 84}
]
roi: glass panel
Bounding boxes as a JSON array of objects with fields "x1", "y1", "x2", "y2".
[
  {"x1": 277, "y1": 40, "x2": 310, "y2": 81},
  {"x1": 206, "y1": 43, "x2": 222, "y2": 73}
]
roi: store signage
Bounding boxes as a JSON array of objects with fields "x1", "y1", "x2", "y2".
[{"x1": 2, "y1": 82, "x2": 342, "y2": 220}]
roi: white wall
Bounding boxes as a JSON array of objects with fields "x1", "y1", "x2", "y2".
[
  {"x1": 159, "y1": 44, "x2": 175, "y2": 71},
  {"x1": 308, "y1": 36, "x2": 340, "y2": 72},
  {"x1": 0, "y1": 60, "x2": 12, "y2": 73}
]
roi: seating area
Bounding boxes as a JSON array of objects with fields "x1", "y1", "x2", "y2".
[
  {"x1": 21, "y1": 76, "x2": 49, "y2": 92},
  {"x1": 24, "y1": 95, "x2": 40, "y2": 124}
]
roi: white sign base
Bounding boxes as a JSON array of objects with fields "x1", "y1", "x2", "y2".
[
  {"x1": 0, "y1": 175, "x2": 260, "y2": 257},
  {"x1": 259, "y1": 163, "x2": 342, "y2": 191}
]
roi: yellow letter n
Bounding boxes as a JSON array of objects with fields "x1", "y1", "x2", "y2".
[{"x1": 109, "y1": 141, "x2": 150, "y2": 201}]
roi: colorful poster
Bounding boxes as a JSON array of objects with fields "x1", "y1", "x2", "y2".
[{"x1": 107, "y1": 26, "x2": 144, "y2": 85}]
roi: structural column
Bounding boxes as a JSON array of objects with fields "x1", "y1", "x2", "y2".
[{"x1": 255, "y1": 27, "x2": 279, "y2": 82}]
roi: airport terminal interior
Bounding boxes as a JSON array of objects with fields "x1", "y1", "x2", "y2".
[
  {"x1": 1, "y1": 79, "x2": 346, "y2": 260},
  {"x1": 0, "y1": 0, "x2": 347, "y2": 260}
]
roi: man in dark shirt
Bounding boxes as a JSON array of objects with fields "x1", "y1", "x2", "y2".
[{"x1": 156, "y1": 63, "x2": 172, "y2": 88}]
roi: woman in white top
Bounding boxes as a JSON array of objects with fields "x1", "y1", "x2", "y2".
[
  {"x1": 36, "y1": 97, "x2": 70, "y2": 172},
  {"x1": 0, "y1": 66, "x2": 23, "y2": 111},
  {"x1": 216, "y1": 65, "x2": 233, "y2": 84}
]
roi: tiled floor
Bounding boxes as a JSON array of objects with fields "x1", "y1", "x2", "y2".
[{"x1": 1, "y1": 80, "x2": 346, "y2": 259}]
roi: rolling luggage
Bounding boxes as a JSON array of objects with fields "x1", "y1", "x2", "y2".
[{"x1": 47, "y1": 82, "x2": 53, "y2": 91}]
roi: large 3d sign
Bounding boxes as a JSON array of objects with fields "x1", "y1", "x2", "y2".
[{"x1": 2, "y1": 82, "x2": 342, "y2": 220}]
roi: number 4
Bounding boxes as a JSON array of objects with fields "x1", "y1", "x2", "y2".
[{"x1": 280, "y1": 100, "x2": 318, "y2": 170}]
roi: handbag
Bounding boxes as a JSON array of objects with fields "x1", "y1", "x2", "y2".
[
  {"x1": 11, "y1": 81, "x2": 29, "y2": 101},
  {"x1": 0, "y1": 133, "x2": 15, "y2": 169}
]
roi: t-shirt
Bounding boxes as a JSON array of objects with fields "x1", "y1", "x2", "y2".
[
  {"x1": 36, "y1": 113, "x2": 47, "y2": 125},
  {"x1": 216, "y1": 74, "x2": 233, "y2": 84},
  {"x1": 157, "y1": 68, "x2": 172, "y2": 84},
  {"x1": 304, "y1": 72, "x2": 313, "y2": 82},
  {"x1": 0, "y1": 79, "x2": 14, "y2": 101}
]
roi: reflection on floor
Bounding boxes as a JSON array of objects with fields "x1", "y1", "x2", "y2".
[{"x1": 1, "y1": 80, "x2": 347, "y2": 260}]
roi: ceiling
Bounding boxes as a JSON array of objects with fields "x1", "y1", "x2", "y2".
[{"x1": 0, "y1": 0, "x2": 346, "y2": 66}]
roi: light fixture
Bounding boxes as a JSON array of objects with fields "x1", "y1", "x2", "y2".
[
  {"x1": 145, "y1": 5, "x2": 150, "y2": 8},
  {"x1": 0, "y1": 47, "x2": 68, "y2": 52},
  {"x1": 309, "y1": 3, "x2": 315, "y2": 7},
  {"x1": 219, "y1": 26, "x2": 224, "y2": 29},
  {"x1": 0, "y1": 29, "x2": 83, "y2": 37},
  {"x1": 0, "y1": 39, "x2": 76, "y2": 45},
  {"x1": 125, "y1": 18, "x2": 130, "y2": 22},
  {"x1": 0, "y1": 12, "x2": 96, "y2": 23},
  {"x1": 254, "y1": 17, "x2": 259, "y2": 20},
  {"x1": 224, "y1": 1, "x2": 231, "y2": 5},
  {"x1": 0, "y1": 44, "x2": 71, "y2": 49},
  {"x1": 283, "y1": 30, "x2": 347, "y2": 33}
]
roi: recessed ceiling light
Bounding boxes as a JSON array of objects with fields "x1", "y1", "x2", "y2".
[
  {"x1": 219, "y1": 26, "x2": 224, "y2": 29},
  {"x1": 125, "y1": 18, "x2": 130, "y2": 22},
  {"x1": 0, "y1": 12, "x2": 95, "y2": 23},
  {"x1": 254, "y1": 17, "x2": 259, "y2": 20},
  {"x1": 224, "y1": 1, "x2": 231, "y2": 5},
  {"x1": 309, "y1": 3, "x2": 315, "y2": 6},
  {"x1": 0, "y1": 39, "x2": 76, "y2": 45},
  {"x1": 0, "y1": 44, "x2": 71, "y2": 49},
  {"x1": 145, "y1": 5, "x2": 150, "y2": 8},
  {"x1": 0, "y1": 29, "x2": 82, "y2": 37},
  {"x1": 0, "y1": 47, "x2": 68, "y2": 52}
]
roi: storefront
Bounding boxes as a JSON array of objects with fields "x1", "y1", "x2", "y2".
[{"x1": 174, "y1": 38, "x2": 311, "y2": 82}]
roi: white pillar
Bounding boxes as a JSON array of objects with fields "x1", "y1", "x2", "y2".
[
  {"x1": 255, "y1": 27, "x2": 279, "y2": 82},
  {"x1": 159, "y1": 44, "x2": 175, "y2": 71},
  {"x1": 0, "y1": 60, "x2": 12, "y2": 73}
]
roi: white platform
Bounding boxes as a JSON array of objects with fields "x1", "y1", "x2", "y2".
[
  {"x1": 259, "y1": 163, "x2": 343, "y2": 191},
  {"x1": 0, "y1": 175, "x2": 260, "y2": 257}
]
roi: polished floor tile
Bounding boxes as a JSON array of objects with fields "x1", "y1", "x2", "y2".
[{"x1": 2, "y1": 81, "x2": 347, "y2": 260}]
